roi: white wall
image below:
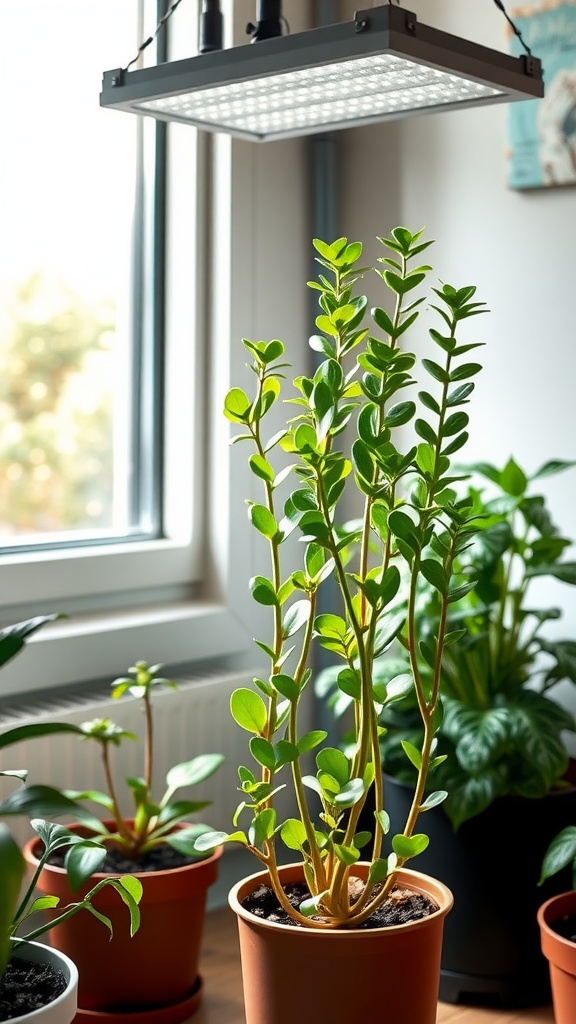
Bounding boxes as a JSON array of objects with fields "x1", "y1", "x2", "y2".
[{"x1": 337, "y1": 1, "x2": 576, "y2": 730}]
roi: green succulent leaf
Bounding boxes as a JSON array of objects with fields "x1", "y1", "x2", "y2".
[
  {"x1": 230, "y1": 689, "x2": 268, "y2": 734},
  {"x1": 391, "y1": 833, "x2": 429, "y2": 859}
]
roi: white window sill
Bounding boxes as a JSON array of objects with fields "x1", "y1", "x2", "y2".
[{"x1": 0, "y1": 600, "x2": 251, "y2": 699}]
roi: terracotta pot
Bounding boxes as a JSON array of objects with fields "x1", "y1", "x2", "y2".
[
  {"x1": 23, "y1": 824, "x2": 221, "y2": 1024},
  {"x1": 538, "y1": 889, "x2": 576, "y2": 1024},
  {"x1": 6, "y1": 940, "x2": 78, "y2": 1023},
  {"x1": 229, "y1": 862, "x2": 453, "y2": 1024}
]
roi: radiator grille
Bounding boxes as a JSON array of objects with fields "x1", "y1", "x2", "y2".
[{"x1": 0, "y1": 669, "x2": 259, "y2": 847}]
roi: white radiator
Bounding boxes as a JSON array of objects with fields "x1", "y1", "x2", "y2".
[{"x1": 0, "y1": 669, "x2": 262, "y2": 849}]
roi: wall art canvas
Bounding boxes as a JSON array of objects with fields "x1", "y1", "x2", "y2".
[{"x1": 508, "y1": 0, "x2": 576, "y2": 189}]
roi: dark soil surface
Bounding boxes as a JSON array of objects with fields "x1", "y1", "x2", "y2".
[
  {"x1": 41, "y1": 841, "x2": 198, "y2": 874},
  {"x1": 551, "y1": 911, "x2": 576, "y2": 943},
  {"x1": 0, "y1": 955, "x2": 66, "y2": 1020},
  {"x1": 242, "y1": 881, "x2": 438, "y2": 929}
]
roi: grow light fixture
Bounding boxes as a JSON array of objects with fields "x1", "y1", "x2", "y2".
[{"x1": 100, "y1": 4, "x2": 544, "y2": 143}]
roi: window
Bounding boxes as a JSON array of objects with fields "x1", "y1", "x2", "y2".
[
  {"x1": 0, "y1": 1, "x2": 154, "y2": 550},
  {"x1": 0, "y1": 0, "x2": 312, "y2": 700},
  {"x1": 0, "y1": 0, "x2": 210, "y2": 693}
]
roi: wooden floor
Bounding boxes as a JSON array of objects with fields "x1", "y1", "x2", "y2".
[{"x1": 190, "y1": 908, "x2": 555, "y2": 1024}]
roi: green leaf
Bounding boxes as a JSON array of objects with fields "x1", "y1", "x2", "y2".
[
  {"x1": 391, "y1": 833, "x2": 429, "y2": 859},
  {"x1": 0, "y1": 825, "x2": 25, "y2": 976},
  {"x1": 527, "y1": 563, "x2": 576, "y2": 585},
  {"x1": 375, "y1": 809, "x2": 391, "y2": 834},
  {"x1": 316, "y1": 748, "x2": 350, "y2": 787},
  {"x1": 248, "y1": 504, "x2": 279, "y2": 539},
  {"x1": 388, "y1": 510, "x2": 419, "y2": 551},
  {"x1": 28, "y1": 895, "x2": 60, "y2": 914},
  {"x1": 297, "y1": 730, "x2": 327, "y2": 754},
  {"x1": 249, "y1": 576, "x2": 278, "y2": 606},
  {"x1": 250, "y1": 737, "x2": 276, "y2": 770},
  {"x1": 334, "y1": 778, "x2": 365, "y2": 808},
  {"x1": 382, "y1": 673, "x2": 413, "y2": 704},
  {"x1": 230, "y1": 689, "x2": 267, "y2": 734},
  {"x1": 445, "y1": 705, "x2": 511, "y2": 773},
  {"x1": 65, "y1": 842, "x2": 107, "y2": 891},
  {"x1": 334, "y1": 843, "x2": 361, "y2": 866},
  {"x1": 352, "y1": 439, "x2": 374, "y2": 483},
  {"x1": 540, "y1": 827, "x2": 576, "y2": 884},
  {"x1": 270, "y1": 674, "x2": 298, "y2": 702},
  {"x1": 281, "y1": 818, "x2": 307, "y2": 851},
  {"x1": 0, "y1": 785, "x2": 87, "y2": 820},
  {"x1": 422, "y1": 358, "x2": 449, "y2": 384},
  {"x1": 400, "y1": 740, "x2": 422, "y2": 770},
  {"x1": 113, "y1": 876, "x2": 143, "y2": 937},
  {"x1": 249, "y1": 808, "x2": 277, "y2": 847},
  {"x1": 165, "y1": 753, "x2": 225, "y2": 792},
  {"x1": 0, "y1": 615, "x2": 60, "y2": 669},
  {"x1": 415, "y1": 419, "x2": 437, "y2": 445},
  {"x1": 336, "y1": 668, "x2": 361, "y2": 701},
  {"x1": 165, "y1": 824, "x2": 217, "y2": 858},
  {"x1": 420, "y1": 558, "x2": 448, "y2": 595},
  {"x1": 224, "y1": 387, "x2": 251, "y2": 423},
  {"x1": 500, "y1": 457, "x2": 528, "y2": 497},
  {"x1": 420, "y1": 791, "x2": 448, "y2": 812},
  {"x1": 449, "y1": 362, "x2": 482, "y2": 382},
  {"x1": 195, "y1": 830, "x2": 247, "y2": 852},
  {"x1": 372, "y1": 306, "x2": 395, "y2": 336},
  {"x1": 0, "y1": 722, "x2": 85, "y2": 752},
  {"x1": 532, "y1": 459, "x2": 576, "y2": 480},
  {"x1": 274, "y1": 741, "x2": 299, "y2": 767},
  {"x1": 249, "y1": 454, "x2": 275, "y2": 483},
  {"x1": 385, "y1": 401, "x2": 416, "y2": 428},
  {"x1": 367, "y1": 858, "x2": 391, "y2": 886},
  {"x1": 282, "y1": 600, "x2": 311, "y2": 639},
  {"x1": 443, "y1": 411, "x2": 469, "y2": 436}
]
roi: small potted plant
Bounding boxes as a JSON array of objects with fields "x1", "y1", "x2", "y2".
[
  {"x1": 0, "y1": 819, "x2": 141, "y2": 1024},
  {"x1": 21, "y1": 660, "x2": 225, "y2": 1024},
  {"x1": 194, "y1": 228, "x2": 487, "y2": 1024},
  {"x1": 0, "y1": 618, "x2": 141, "y2": 1024},
  {"x1": 319, "y1": 457, "x2": 576, "y2": 1004},
  {"x1": 538, "y1": 820, "x2": 576, "y2": 1023}
]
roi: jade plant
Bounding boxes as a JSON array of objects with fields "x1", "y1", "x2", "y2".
[
  {"x1": 0, "y1": 819, "x2": 141, "y2": 984},
  {"x1": 26, "y1": 660, "x2": 226, "y2": 881},
  {"x1": 195, "y1": 228, "x2": 487, "y2": 927},
  {"x1": 320, "y1": 457, "x2": 576, "y2": 828}
]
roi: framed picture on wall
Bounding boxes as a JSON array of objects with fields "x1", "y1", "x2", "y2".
[{"x1": 508, "y1": 0, "x2": 576, "y2": 189}]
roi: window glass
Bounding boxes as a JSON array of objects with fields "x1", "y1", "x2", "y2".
[{"x1": 0, "y1": 1, "x2": 148, "y2": 547}]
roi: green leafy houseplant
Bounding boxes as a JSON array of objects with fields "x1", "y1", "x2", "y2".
[
  {"x1": 29, "y1": 660, "x2": 226, "y2": 879},
  {"x1": 0, "y1": 622, "x2": 141, "y2": 1016},
  {"x1": 0, "y1": 820, "x2": 142, "y2": 982},
  {"x1": 195, "y1": 228, "x2": 488, "y2": 928},
  {"x1": 320, "y1": 457, "x2": 576, "y2": 829}
]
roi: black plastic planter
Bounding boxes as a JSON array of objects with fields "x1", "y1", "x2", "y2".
[{"x1": 379, "y1": 769, "x2": 576, "y2": 1008}]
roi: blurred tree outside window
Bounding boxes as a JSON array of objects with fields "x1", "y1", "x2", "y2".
[{"x1": 0, "y1": 1, "x2": 151, "y2": 545}]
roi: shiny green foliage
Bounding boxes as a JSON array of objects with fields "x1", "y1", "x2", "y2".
[
  {"x1": 27, "y1": 660, "x2": 224, "y2": 877},
  {"x1": 212, "y1": 229, "x2": 486, "y2": 926},
  {"x1": 0, "y1": 820, "x2": 142, "y2": 982},
  {"x1": 323, "y1": 457, "x2": 576, "y2": 829}
]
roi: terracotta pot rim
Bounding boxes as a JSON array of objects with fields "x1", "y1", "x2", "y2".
[
  {"x1": 22, "y1": 822, "x2": 222, "y2": 882},
  {"x1": 538, "y1": 888, "x2": 576, "y2": 948},
  {"x1": 229, "y1": 862, "x2": 453, "y2": 937}
]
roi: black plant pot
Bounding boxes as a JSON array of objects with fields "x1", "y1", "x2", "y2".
[{"x1": 376, "y1": 768, "x2": 576, "y2": 1008}]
